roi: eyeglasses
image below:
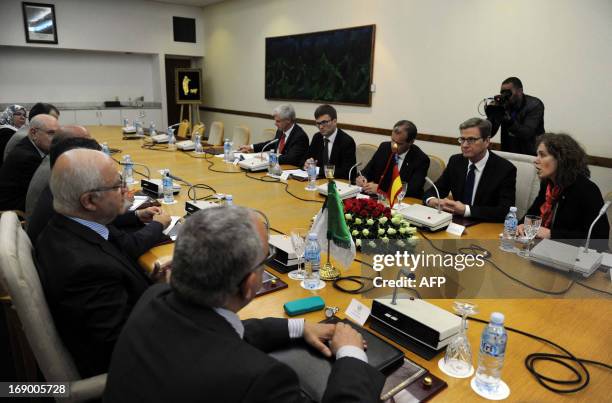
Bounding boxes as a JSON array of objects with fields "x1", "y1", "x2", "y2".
[
  {"x1": 457, "y1": 137, "x2": 483, "y2": 145},
  {"x1": 85, "y1": 174, "x2": 127, "y2": 194},
  {"x1": 34, "y1": 128, "x2": 56, "y2": 136},
  {"x1": 315, "y1": 119, "x2": 333, "y2": 127}
]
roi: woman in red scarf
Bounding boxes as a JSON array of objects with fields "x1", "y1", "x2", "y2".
[{"x1": 518, "y1": 134, "x2": 609, "y2": 247}]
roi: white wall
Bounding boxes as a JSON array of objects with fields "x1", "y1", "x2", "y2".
[
  {"x1": 200, "y1": 0, "x2": 612, "y2": 194},
  {"x1": 0, "y1": 0, "x2": 206, "y2": 126},
  {"x1": 0, "y1": 47, "x2": 156, "y2": 103}
]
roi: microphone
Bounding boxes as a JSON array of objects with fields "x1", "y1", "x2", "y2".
[
  {"x1": 391, "y1": 268, "x2": 416, "y2": 305},
  {"x1": 167, "y1": 172, "x2": 192, "y2": 187},
  {"x1": 348, "y1": 162, "x2": 362, "y2": 184},
  {"x1": 424, "y1": 177, "x2": 442, "y2": 214},
  {"x1": 260, "y1": 138, "x2": 279, "y2": 160},
  {"x1": 118, "y1": 161, "x2": 151, "y2": 179},
  {"x1": 582, "y1": 200, "x2": 611, "y2": 253}
]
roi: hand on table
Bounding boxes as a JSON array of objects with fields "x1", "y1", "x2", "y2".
[
  {"x1": 329, "y1": 322, "x2": 367, "y2": 356},
  {"x1": 303, "y1": 322, "x2": 335, "y2": 358},
  {"x1": 439, "y1": 199, "x2": 466, "y2": 216},
  {"x1": 238, "y1": 145, "x2": 253, "y2": 153},
  {"x1": 152, "y1": 210, "x2": 172, "y2": 229},
  {"x1": 136, "y1": 206, "x2": 162, "y2": 223}
]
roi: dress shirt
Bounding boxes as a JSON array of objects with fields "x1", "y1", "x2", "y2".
[
  {"x1": 250, "y1": 124, "x2": 295, "y2": 153},
  {"x1": 397, "y1": 150, "x2": 408, "y2": 170},
  {"x1": 213, "y1": 307, "x2": 367, "y2": 363},
  {"x1": 67, "y1": 216, "x2": 109, "y2": 240},
  {"x1": 463, "y1": 150, "x2": 489, "y2": 217},
  {"x1": 323, "y1": 129, "x2": 338, "y2": 159}
]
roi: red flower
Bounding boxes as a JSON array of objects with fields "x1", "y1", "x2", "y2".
[
  {"x1": 359, "y1": 209, "x2": 368, "y2": 217},
  {"x1": 372, "y1": 209, "x2": 382, "y2": 218}
]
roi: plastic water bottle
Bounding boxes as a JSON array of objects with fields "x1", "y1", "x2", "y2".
[
  {"x1": 475, "y1": 312, "x2": 508, "y2": 394},
  {"x1": 268, "y1": 152, "x2": 282, "y2": 176},
  {"x1": 101, "y1": 142, "x2": 110, "y2": 156},
  {"x1": 224, "y1": 139, "x2": 232, "y2": 162},
  {"x1": 194, "y1": 133, "x2": 203, "y2": 154},
  {"x1": 306, "y1": 161, "x2": 317, "y2": 190},
  {"x1": 167, "y1": 128, "x2": 176, "y2": 151},
  {"x1": 303, "y1": 233, "x2": 321, "y2": 289},
  {"x1": 149, "y1": 121, "x2": 157, "y2": 136},
  {"x1": 123, "y1": 118, "x2": 129, "y2": 128},
  {"x1": 225, "y1": 194, "x2": 233, "y2": 206},
  {"x1": 500, "y1": 206, "x2": 518, "y2": 251},
  {"x1": 162, "y1": 170, "x2": 174, "y2": 204},
  {"x1": 136, "y1": 122, "x2": 144, "y2": 137},
  {"x1": 122, "y1": 155, "x2": 134, "y2": 185}
]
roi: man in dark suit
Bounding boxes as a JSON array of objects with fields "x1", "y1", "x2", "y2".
[
  {"x1": 423, "y1": 118, "x2": 516, "y2": 222},
  {"x1": 36, "y1": 149, "x2": 162, "y2": 377},
  {"x1": 485, "y1": 76, "x2": 545, "y2": 155},
  {"x1": 104, "y1": 206, "x2": 385, "y2": 403},
  {"x1": 238, "y1": 104, "x2": 309, "y2": 167},
  {"x1": 303, "y1": 104, "x2": 356, "y2": 179},
  {"x1": 0, "y1": 114, "x2": 58, "y2": 212},
  {"x1": 356, "y1": 120, "x2": 430, "y2": 198}
]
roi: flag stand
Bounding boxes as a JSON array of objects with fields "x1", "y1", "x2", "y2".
[{"x1": 320, "y1": 176, "x2": 340, "y2": 281}]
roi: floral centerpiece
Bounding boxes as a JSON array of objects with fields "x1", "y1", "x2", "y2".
[{"x1": 343, "y1": 197, "x2": 417, "y2": 253}]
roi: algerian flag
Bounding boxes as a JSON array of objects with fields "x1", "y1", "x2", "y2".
[{"x1": 311, "y1": 180, "x2": 356, "y2": 268}]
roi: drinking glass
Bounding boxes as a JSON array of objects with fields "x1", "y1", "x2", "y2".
[
  {"x1": 288, "y1": 228, "x2": 307, "y2": 280},
  {"x1": 441, "y1": 301, "x2": 478, "y2": 377},
  {"x1": 396, "y1": 182, "x2": 408, "y2": 208},
  {"x1": 518, "y1": 215, "x2": 542, "y2": 257},
  {"x1": 324, "y1": 164, "x2": 335, "y2": 179}
]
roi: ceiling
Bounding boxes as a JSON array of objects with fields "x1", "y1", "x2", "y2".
[{"x1": 149, "y1": 0, "x2": 225, "y2": 7}]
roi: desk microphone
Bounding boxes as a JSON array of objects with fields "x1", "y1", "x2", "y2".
[
  {"x1": 260, "y1": 139, "x2": 279, "y2": 160},
  {"x1": 424, "y1": 177, "x2": 443, "y2": 214},
  {"x1": 390, "y1": 268, "x2": 416, "y2": 305},
  {"x1": 582, "y1": 200, "x2": 611, "y2": 253},
  {"x1": 167, "y1": 172, "x2": 192, "y2": 187},
  {"x1": 348, "y1": 162, "x2": 362, "y2": 184}
]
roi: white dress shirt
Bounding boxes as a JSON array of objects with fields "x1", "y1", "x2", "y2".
[
  {"x1": 463, "y1": 150, "x2": 489, "y2": 217},
  {"x1": 323, "y1": 129, "x2": 338, "y2": 159}
]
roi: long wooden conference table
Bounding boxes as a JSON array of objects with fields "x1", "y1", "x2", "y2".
[{"x1": 93, "y1": 126, "x2": 611, "y2": 402}]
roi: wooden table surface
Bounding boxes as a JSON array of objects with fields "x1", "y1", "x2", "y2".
[{"x1": 92, "y1": 126, "x2": 611, "y2": 402}]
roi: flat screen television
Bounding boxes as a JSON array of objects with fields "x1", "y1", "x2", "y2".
[{"x1": 265, "y1": 25, "x2": 376, "y2": 106}]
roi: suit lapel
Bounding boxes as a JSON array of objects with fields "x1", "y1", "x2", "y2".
[
  {"x1": 454, "y1": 157, "x2": 469, "y2": 200},
  {"x1": 329, "y1": 130, "x2": 342, "y2": 164},
  {"x1": 473, "y1": 154, "x2": 495, "y2": 204}
]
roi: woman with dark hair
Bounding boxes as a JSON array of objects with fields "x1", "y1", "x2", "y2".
[
  {"x1": 0, "y1": 104, "x2": 27, "y2": 167},
  {"x1": 518, "y1": 133, "x2": 609, "y2": 246}
]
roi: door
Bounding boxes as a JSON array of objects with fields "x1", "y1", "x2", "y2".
[{"x1": 165, "y1": 57, "x2": 191, "y2": 126}]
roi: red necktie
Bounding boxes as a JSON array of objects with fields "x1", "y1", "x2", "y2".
[{"x1": 277, "y1": 134, "x2": 287, "y2": 154}]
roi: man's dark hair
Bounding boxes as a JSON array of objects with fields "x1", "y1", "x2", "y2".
[
  {"x1": 536, "y1": 133, "x2": 590, "y2": 188},
  {"x1": 459, "y1": 117, "x2": 492, "y2": 139},
  {"x1": 49, "y1": 137, "x2": 101, "y2": 167},
  {"x1": 314, "y1": 104, "x2": 337, "y2": 120},
  {"x1": 28, "y1": 103, "x2": 60, "y2": 120},
  {"x1": 502, "y1": 77, "x2": 523, "y2": 89},
  {"x1": 393, "y1": 120, "x2": 418, "y2": 142}
]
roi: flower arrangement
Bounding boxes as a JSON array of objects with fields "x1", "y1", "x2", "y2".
[{"x1": 343, "y1": 198, "x2": 417, "y2": 252}]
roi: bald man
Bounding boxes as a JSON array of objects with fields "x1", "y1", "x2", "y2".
[
  {"x1": 36, "y1": 149, "x2": 154, "y2": 377},
  {"x1": 0, "y1": 114, "x2": 59, "y2": 211}
]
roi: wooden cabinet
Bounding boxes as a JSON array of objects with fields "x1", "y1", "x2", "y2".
[
  {"x1": 71, "y1": 108, "x2": 161, "y2": 127},
  {"x1": 120, "y1": 109, "x2": 162, "y2": 129}
]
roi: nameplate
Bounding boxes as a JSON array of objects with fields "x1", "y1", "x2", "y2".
[
  {"x1": 445, "y1": 222, "x2": 465, "y2": 236},
  {"x1": 345, "y1": 298, "x2": 371, "y2": 326},
  {"x1": 280, "y1": 172, "x2": 290, "y2": 182}
]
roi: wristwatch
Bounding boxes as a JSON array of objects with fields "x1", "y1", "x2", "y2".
[{"x1": 324, "y1": 306, "x2": 339, "y2": 319}]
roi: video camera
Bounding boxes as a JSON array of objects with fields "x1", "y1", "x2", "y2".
[{"x1": 492, "y1": 89, "x2": 512, "y2": 106}]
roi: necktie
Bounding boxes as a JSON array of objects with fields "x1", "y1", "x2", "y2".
[
  {"x1": 277, "y1": 133, "x2": 286, "y2": 154},
  {"x1": 321, "y1": 138, "x2": 330, "y2": 168},
  {"x1": 462, "y1": 164, "x2": 476, "y2": 205}
]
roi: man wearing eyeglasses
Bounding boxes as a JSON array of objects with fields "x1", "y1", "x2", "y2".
[
  {"x1": 104, "y1": 206, "x2": 385, "y2": 403},
  {"x1": 302, "y1": 104, "x2": 356, "y2": 179},
  {"x1": 356, "y1": 120, "x2": 430, "y2": 198},
  {"x1": 423, "y1": 117, "x2": 516, "y2": 222},
  {"x1": 0, "y1": 113, "x2": 59, "y2": 212},
  {"x1": 36, "y1": 149, "x2": 157, "y2": 377}
]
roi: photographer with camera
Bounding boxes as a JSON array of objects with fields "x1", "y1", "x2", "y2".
[{"x1": 485, "y1": 77, "x2": 544, "y2": 155}]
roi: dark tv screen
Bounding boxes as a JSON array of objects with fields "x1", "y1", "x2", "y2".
[{"x1": 265, "y1": 25, "x2": 375, "y2": 106}]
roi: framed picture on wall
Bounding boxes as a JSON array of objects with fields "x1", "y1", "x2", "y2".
[
  {"x1": 22, "y1": 2, "x2": 58, "y2": 44},
  {"x1": 175, "y1": 68, "x2": 202, "y2": 104}
]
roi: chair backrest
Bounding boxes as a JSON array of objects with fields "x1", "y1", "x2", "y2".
[
  {"x1": 232, "y1": 125, "x2": 251, "y2": 147},
  {"x1": 495, "y1": 150, "x2": 541, "y2": 218},
  {"x1": 207, "y1": 121, "x2": 224, "y2": 146},
  {"x1": 607, "y1": 192, "x2": 612, "y2": 252},
  {"x1": 0, "y1": 211, "x2": 81, "y2": 382},
  {"x1": 424, "y1": 155, "x2": 446, "y2": 192},
  {"x1": 191, "y1": 123, "x2": 205, "y2": 138},
  {"x1": 261, "y1": 128, "x2": 277, "y2": 143},
  {"x1": 177, "y1": 120, "x2": 191, "y2": 137},
  {"x1": 25, "y1": 157, "x2": 51, "y2": 217},
  {"x1": 356, "y1": 144, "x2": 377, "y2": 169}
]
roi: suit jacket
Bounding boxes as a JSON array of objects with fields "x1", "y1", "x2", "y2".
[
  {"x1": 523, "y1": 175, "x2": 609, "y2": 248},
  {"x1": 423, "y1": 151, "x2": 517, "y2": 222},
  {"x1": 3, "y1": 125, "x2": 27, "y2": 162},
  {"x1": 27, "y1": 186, "x2": 167, "y2": 260},
  {"x1": 104, "y1": 284, "x2": 385, "y2": 403},
  {"x1": 25, "y1": 156, "x2": 50, "y2": 216},
  {"x1": 253, "y1": 124, "x2": 309, "y2": 167},
  {"x1": 361, "y1": 142, "x2": 430, "y2": 198},
  {"x1": 35, "y1": 214, "x2": 152, "y2": 377},
  {"x1": 304, "y1": 129, "x2": 356, "y2": 179},
  {"x1": 0, "y1": 127, "x2": 17, "y2": 169},
  {"x1": 0, "y1": 136, "x2": 44, "y2": 211},
  {"x1": 486, "y1": 94, "x2": 545, "y2": 155}
]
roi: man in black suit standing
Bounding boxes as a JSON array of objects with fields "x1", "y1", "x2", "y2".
[
  {"x1": 303, "y1": 104, "x2": 356, "y2": 179},
  {"x1": 238, "y1": 104, "x2": 308, "y2": 167},
  {"x1": 356, "y1": 120, "x2": 430, "y2": 198},
  {"x1": 104, "y1": 206, "x2": 385, "y2": 403},
  {"x1": 0, "y1": 114, "x2": 59, "y2": 212},
  {"x1": 36, "y1": 149, "x2": 158, "y2": 377},
  {"x1": 423, "y1": 118, "x2": 516, "y2": 222}
]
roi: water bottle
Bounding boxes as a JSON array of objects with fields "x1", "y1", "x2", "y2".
[
  {"x1": 224, "y1": 139, "x2": 231, "y2": 162},
  {"x1": 475, "y1": 312, "x2": 508, "y2": 394},
  {"x1": 122, "y1": 155, "x2": 134, "y2": 185},
  {"x1": 225, "y1": 194, "x2": 233, "y2": 206},
  {"x1": 149, "y1": 121, "x2": 157, "y2": 136},
  {"x1": 306, "y1": 161, "x2": 317, "y2": 190},
  {"x1": 268, "y1": 152, "x2": 282, "y2": 176},
  {"x1": 162, "y1": 170, "x2": 174, "y2": 204},
  {"x1": 303, "y1": 233, "x2": 321, "y2": 289},
  {"x1": 194, "y1": 133, "x2": 203, "y2": 154},
  {"x1": 167, "y1": 128, "x2": 176, "y2": 151},
  {"x1": 500, "y1": 206, "x2": 518, "y2": 252},
  {"x1": 136, "y1": 122, "x2": 144, "y2": 137},
  {"x1": 101, "y1": 142, "x2": 110, "y2": 156}
]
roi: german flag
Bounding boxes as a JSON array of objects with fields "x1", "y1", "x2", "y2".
[{"x1": 377, "y1": 152, "x2": 402, "y2": 208}]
